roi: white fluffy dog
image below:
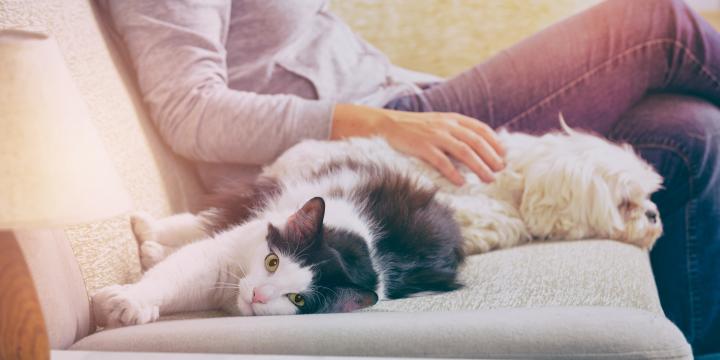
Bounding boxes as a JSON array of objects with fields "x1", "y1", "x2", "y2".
[{"x1": 264, "y1": 119, "x2": 664, "y2": 254}]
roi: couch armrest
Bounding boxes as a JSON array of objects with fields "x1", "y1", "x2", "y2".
[
  {"x1": 17, "y1": 229, "x2": 92, "y2": 349},
  {"x1": 0, "y1": 231, "x2": 50, "y2": 359}
]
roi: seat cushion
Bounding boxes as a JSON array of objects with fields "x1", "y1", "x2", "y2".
[
  {"x1": 73, "y1": 240, "x2": 687, "y2": 358},
  {"x1": 371, "y1": 240, "x2": 662, "y2": 313},
  {"x1": 71, "y1": 307, "x2": 690, "y2": 359}
]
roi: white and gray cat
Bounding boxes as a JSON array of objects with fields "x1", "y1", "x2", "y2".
[
  {"x1": 93, "y1": 160, "x2": 465, "y2": 328},
  {"x1": 94, "y1": 120, "x2": 663, "y2": 328}
]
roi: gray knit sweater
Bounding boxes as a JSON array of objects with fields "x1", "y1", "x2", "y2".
[{"x1": 100, "y1": 0, "x2": 440, "y2": 188}]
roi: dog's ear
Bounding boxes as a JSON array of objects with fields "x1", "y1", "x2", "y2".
[{"x1": 520, "y1": 158, "x2": 624, "y2": 240}]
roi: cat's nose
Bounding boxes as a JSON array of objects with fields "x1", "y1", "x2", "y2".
[
  {"x1": 252, "y1": 285, "x2": 275, "y2": 304},
  {"x1": 251, "y1": 291, "x2": 266, "y2": 304}
]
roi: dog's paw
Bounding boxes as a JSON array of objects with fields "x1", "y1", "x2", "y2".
[
  {"x1": 139, "y1": 240, "x2": 171, "y2": 270},
  {"x1": 92, "y1": 285, "x2": 159, "y2": 328},
  {"x1": 130, "y1": 211, "x2": 158, "y2": 244}
]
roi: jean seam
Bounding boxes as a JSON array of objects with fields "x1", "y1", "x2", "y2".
[
  {"x1": 686, "y1": 197, "x2": 701, "y2": 345},
  {"x1": 633, "y1": 141, "x2": 699, "y2": 343},
  {"x1": 476, "y1": 68, "x2": 495, "y2": 126},
  {"x1": 504, "y1": 38, "x2": 720, "y2": 129},
  {"x1": 669, "y1": 39, "x2": 720, "y2": 90}
]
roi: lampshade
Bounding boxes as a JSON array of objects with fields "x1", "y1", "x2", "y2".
[{"x1": 0, "y1": 29, "x2": 131, "y2": 228}]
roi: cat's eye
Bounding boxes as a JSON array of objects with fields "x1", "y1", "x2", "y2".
[
  {"x1": 287, "y1": 293, "x2": 305, "y2": 307},
  {"x1": 264, "y1": 253, "x2": 279, "y2": 272}
]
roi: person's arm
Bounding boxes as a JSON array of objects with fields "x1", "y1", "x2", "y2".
[
  {"x1": 102, "y1": 0, "x2": 505, "y2": 184},
  {"x1": 332, "y1": 104, "x2": 506, "y2": 185},
  {"x1": 102, "y1": 0, "x2": 334, "y2": 165}
]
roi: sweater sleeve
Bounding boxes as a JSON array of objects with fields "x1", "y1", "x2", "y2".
[{"x1": 101, "y1": 0, "x2": 335, "y2": 165}]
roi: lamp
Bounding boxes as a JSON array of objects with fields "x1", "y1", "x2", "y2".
[{"x1": 0, "y1": 29, "x2": 131, "y2": 359}]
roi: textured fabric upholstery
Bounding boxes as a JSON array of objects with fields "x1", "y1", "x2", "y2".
[
  {"x1": 72, "y1": 307, "x2": 691, "y2": 359},
  {"x1": 0, "y1": 0, "x2": 206, "y2": 347},
  {"x1": 0, "y1": 0, "x2": 691, "y2": 356},
  {"x1": 72, "y1": 241, "x2": 692, "y2": 358},
  {"x1": 370, "y1": 240, "x2": 662, "y2": 313}
]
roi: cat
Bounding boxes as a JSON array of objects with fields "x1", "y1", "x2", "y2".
[
  {"x1": 93, "y1": 161, "x2": 465, "y2": 327},
  {"x1": 94, "y1": 119, "x2": 663, "y2": 327}
]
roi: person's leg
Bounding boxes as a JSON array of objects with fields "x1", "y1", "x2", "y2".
[
  {"x1": 384, "y1": 1, "x2": 720, "y2": 354},
  {"x1": 386, "y1": 0, "x2": 720, "y2": 135},
  {"x1": 609, "y1": 95, "x2": 720, "y2": 356}
]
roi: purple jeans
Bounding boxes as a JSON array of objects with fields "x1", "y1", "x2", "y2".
[{"x1": 385, "y1": 0, "x2": 720, "y2": 356}]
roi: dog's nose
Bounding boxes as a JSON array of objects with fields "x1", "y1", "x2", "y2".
[{"x1": 645, "y1": 210, "x2": 658, "y2": 224}]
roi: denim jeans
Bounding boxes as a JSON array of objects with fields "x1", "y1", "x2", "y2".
[{"x1": 384, "y1": 0, "x2": 720, "y2": 355}]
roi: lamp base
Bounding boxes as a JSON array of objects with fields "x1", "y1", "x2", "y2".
[{"x1": 0, "y1": 230, "x2": 50, "y2": 360}]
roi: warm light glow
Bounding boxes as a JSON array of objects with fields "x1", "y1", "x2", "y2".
[{"x1": 0, "y1": 30, "x2": 131, "y2": 228}]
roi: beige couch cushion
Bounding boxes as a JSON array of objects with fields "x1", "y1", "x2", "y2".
[
  {"x1": 71, "y1": 307, "x2": 691, "y2": 359},
  {"x1": 371, "y1": 240, "x2": 662, "y2": 313},
  {"x1": 72, "y1": 241, "x2": 688, "y2": 358}
]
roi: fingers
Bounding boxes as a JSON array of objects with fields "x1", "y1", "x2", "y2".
[
  {"x1": 452, "y1": 114, "x2": 507, "y2": 158},
  {"x1": 435, "y1": 134, "x2": 495, "y2": 183},
  {"x1": 375, "y1": 109, "x2": 507, "y2": 185},
  {"x1": 420, "y1": 146, "x2": 465, "y2": 186},
  {"x1": 449, "y1": 125, "x2": 504, "y2": 172}
]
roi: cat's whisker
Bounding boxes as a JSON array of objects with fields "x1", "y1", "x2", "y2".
[
  {"x1": 236, "y1": 262, "x2": 249, "y2": 277},
  {"x1": 223, "y1": 268, "x2": 242, "y2": 281},
  {"x1": 234, "y1": 264, "x2": 252, "y2": 290},
  {"x1": 290, "y1": 235, "x2": 300, "y2": 259},
  {"x1": 215, "y1": 265, "x2": 253, "y2": 299},
  {"x1": 229, "y1": 263, "x2": 253, "y2": 295},
  {"x1": 208, "y1": 285, "x2": 241, "y2": 295},
  {"x1": 310, "y1": 285, "x2": 334, "y2": 306},
  {"x1": 294, "y1": 240, "x2": 309, "y2": 260},
  {"x1": 317, "y1": 290, "x2": 329, "y2": 305},
  {"x1": 312, "y1": 284, "x2": 338, "y2": 298},
  {"x1": 210, "y1": 285, "x2": 241, "y2": 291}
]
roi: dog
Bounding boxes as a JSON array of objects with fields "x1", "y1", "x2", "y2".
[{"x1": 265, "y1": 117, "x2": 664, "y2": 254}]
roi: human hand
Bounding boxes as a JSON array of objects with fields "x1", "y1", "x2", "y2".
[{"x1": 331, "y1": 104, "x2": 506, "y2": 185}]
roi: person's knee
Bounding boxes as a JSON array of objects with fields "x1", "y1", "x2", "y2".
[
  {"x1": 666, "y1": 98, "x2": 720, "y2": 189},
  {"x1": 611, "y1": 95, "x2": 720, "y2": 191}
]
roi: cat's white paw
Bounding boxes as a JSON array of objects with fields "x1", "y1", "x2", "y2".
[
  {"x1": 139, "y1": 240, "x2": 170, "y2": 270},
  {"x1": 130, "y1": 212, "x2": 157, "y2": 244},
  {"x1": 92, "y1": 284, "x2": 159, "y2": 328},
  {"x1": 131, "y1": 212, "x2": 170, "y2": 270}
]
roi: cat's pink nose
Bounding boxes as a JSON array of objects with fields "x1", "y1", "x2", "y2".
[{"x1": 252, "y1": 285, "x2": 275, "y2": 304}]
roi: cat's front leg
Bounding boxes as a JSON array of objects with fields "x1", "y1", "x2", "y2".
[
  {"x1": 131, "y1": 210, "x2": 214, "y2": 270},
  {"x1": 93, "y1": 237, "x2": 230, "y2": 328},
  {"x1": 92, "y1": 284, "x2": 160, "y2": 328}
]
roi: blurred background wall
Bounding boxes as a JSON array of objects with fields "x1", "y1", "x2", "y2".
[{"x1": 331, "y1": 0, "x2": 720, "y2": 77}]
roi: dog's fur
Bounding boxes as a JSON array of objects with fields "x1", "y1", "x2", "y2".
[{"x1": 265, "y1": 120, "x2": 664, "y2": 253}]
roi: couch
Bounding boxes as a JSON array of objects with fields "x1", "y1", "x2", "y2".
[{"x1": 0, "y1": 0, "x2": 694, "y2": 358}]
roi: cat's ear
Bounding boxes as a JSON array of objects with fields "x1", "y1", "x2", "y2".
[
  {"x1": 328, "y1": 287, "x2": 378, "y2": 313},
  {"x1": 286, "y1": 197, "x2": 325, "y2": 241}
]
